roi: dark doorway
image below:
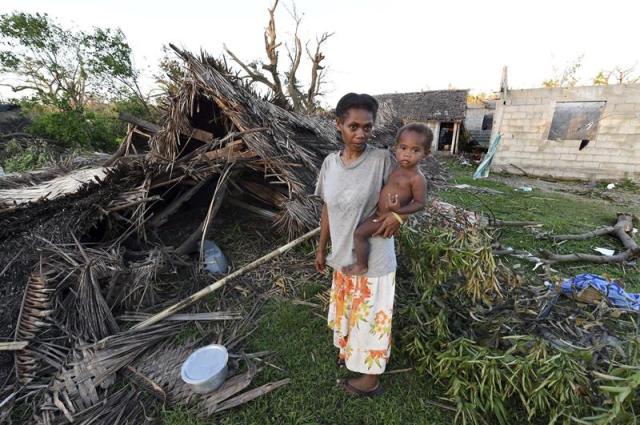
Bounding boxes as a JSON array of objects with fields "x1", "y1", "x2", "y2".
[{"x1": 438, "y1": 122, "x2": 454, "y2": 151}]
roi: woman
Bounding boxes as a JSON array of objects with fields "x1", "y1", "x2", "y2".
[{"x1": 314, "y1": 93, "x2": 402, "y2": 396}]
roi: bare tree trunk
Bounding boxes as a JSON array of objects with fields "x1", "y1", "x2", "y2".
[
  {"x1": 305, "y1": 32, "x2": 332, "y2": 112},
  {"x1": 224, "y1": 0, "x2": 332, "y2": 112}
]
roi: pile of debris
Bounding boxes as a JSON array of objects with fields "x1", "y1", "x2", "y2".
[
  {"x1": 397, "y1": 208, "x2": 640, "y2": 424},
  {"x1": 0, "y1": 46, "x2": 401, "y2": 423}
]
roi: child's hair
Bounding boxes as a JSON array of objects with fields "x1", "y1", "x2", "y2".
[
  {"x1": 395, "y1": 122, "x2": 433, "y2": 150},
  {"x1": 335, "y1": 93, "x2": 379, "y2": 121}
]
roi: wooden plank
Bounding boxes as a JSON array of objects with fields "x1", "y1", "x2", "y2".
[
  {"x1": 118, "y1": 112, "x2": 161, "y2": 133},
  {"x1": 202, "y1": 140, "x2": 244, "y2": 161},
  {"x1": 240, "y1": 180, "x2": 287, "y2": 206},
  {"x1": 201, "y1": 141, "x2": 257, "y2": 162},
  {"x1": 190, "y1": 128, "x2": 215, "y2": 143},
  {"x1": 118, "y1": 112, "x2": 214, "y2": 143}
]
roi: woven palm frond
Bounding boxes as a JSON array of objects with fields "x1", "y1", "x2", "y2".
[
  {"x1": 15, "y1": 267, "x2": 57, "y2": 386},
  {"x1": 61, "y1": 264, "x2": 119, "y2": 341},
  {"x1": 0, "y1": 167, "x2": 109, "y2": 208},
  {"x1": 36, "y1": 324, "x2": 180, "y2": 424}
]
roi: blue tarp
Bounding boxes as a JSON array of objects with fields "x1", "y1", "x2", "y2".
[{"x1": 560, "y1": 273, "x2": 640, "y2": 311}]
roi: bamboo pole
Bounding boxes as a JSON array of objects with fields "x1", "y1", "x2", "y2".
[{"x1": 132, "y1": 227, "x2": 320, "y2": 330}]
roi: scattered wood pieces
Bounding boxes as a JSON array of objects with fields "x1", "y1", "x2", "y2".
[{"x1": 213, "y1": 378, "x2": 291, "y2": 413}]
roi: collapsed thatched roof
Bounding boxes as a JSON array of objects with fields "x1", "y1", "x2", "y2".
[
  {"x1": 0, "y1": 44, "x2": 406, "y2": 423},
  {"x1": 149, "y1": 45, "x2": 399, "y2": 236},
  {"x1": 153, "y1": 47, "x2": 338, "y2": 189},
  {"x1": 375, "y1": 89, "x2": 469, "y2": 122}
]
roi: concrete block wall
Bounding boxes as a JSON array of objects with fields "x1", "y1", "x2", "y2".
[
  {"x1": 425, "y1": 120, "x2": 440, "y2": 152},
  {"x1": 491, "y1": 84, "x2": 640, "y2": 181},
  {"x1": 465, "y1": 106, "x2": 486, "y2": 131}
]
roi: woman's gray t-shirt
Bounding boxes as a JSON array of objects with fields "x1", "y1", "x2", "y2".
[{"x1": 314, "y1": 145, "x2": 397, "y2": 277}]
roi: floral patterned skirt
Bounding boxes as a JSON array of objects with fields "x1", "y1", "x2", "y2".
[{"x1": 327, "y1": 270, "x2": 395, "y2": 375}]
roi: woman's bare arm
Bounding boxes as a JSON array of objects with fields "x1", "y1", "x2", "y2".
[{"x1": 315, "y1": 203, "x2": 330, "y2": 272}]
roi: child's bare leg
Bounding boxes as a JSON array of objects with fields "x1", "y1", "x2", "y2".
[{"x1": 343, "y1": 216, "x2": 381, "y2": 276}]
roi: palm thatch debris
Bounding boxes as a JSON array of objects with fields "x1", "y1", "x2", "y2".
[
  {"x1": 6, "y1": 40, "x2": 631, "y2": 425},
  {"x1": 0, "y1": 41, "x2": 407, "y2": 422}
]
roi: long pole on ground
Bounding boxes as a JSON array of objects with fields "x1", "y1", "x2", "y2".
[{"x1": 132, "y1": 227, "x2": 320, "y2": 330}]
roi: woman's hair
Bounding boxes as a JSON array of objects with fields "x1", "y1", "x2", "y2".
[
  {"x1": 335, "y1": 93, "x2": 379, "y2": 121},
  {"x1": 395, "y1": 122, "x2": 434, "y2": 150}
]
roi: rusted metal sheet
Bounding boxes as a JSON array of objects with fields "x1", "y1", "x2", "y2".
[{"x1": 547, "y1": 101, "x2": 606, "y2": 141}]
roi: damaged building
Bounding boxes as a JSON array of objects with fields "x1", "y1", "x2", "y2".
[
  {"x1": 465, "y1": 99, "x2": 495, "y2": 148},
  {"x1": 490, "y1": 84, "x2": 640, "y2": 181},
  {"x1": 375, "y1": 90, "x2": 468, "y2": 154}
]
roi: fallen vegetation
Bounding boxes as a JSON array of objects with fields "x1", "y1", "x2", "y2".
[{"x1": 397, "y1": 209, "x2": 640, "y2": 424}]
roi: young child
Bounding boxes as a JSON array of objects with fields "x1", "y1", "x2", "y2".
[{"x1": 343, "y1": 123, "x2": 432, "y2": 276}]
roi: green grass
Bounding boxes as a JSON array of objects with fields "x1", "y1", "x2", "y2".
[
  {"x1": 439, "y1": 159, "x2": 639, "y2": 291},
  {"x1": 163, "y1": 159, "x2": 638, "y2": 424},
  {"x1": 162, "y1": 280, "x2": 452, "y2": 425}
]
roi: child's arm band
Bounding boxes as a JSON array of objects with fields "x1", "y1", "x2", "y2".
[{"x1": 391, "y1": 212, "x2": 404, "y2": 225}]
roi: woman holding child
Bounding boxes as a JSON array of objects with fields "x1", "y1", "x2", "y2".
[{"x1": 314, "y1": 93, "x2": 431, "y2": 396}]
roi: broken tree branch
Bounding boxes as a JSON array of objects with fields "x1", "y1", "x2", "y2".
[
  {"x1": 538, "y1": 214, "x2": 639, "y2": 265},
  {"x1": 543, "y1": 227, "x2": 615, "y2": 242},
  {"x1": 305, "y1": 32, "x2": 333, "y2": 111},
  {"x1": 540, "y1": 248, "x2": 640, "y2": 265},
  {"x1": 118, "y1": 112, "x2": 161, "y2": 134},
  {"x1": 285, "y1": 4, "x2": 304, "y2": 111}
]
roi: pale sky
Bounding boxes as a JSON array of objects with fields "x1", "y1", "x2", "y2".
[{"x1": 2, "y1": 0, "x2": 640, "y2": 107}]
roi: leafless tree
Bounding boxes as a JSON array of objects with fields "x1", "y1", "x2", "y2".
[
  {"x1": 224, "y1": 0, "x2": 333, "y2": 113},
  {"x1": 593, "y1": 64, "x2": 640, "y2": 85}
]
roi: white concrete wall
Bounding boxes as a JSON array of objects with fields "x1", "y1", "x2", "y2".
[
  {"x1": 425, "y1": 120, "x2": 440, "y2": 152},
  {"x1": 491, "y1": 84, "x2": 640, "y2": 181},
  {"x1": 465, "y1": 105, "x2": 488, "y2": 131}
]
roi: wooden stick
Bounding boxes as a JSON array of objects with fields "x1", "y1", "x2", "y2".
[
  {"x1": 545, "y1": 226, "x2": 614, "y2": 241},
  {"x1": 227, "y1": 198, "x2": 278, "y2": 220},
  {"x1": 175, "y1": 170, "x2": 234, "y2": 256},
  {"x1": 538, "y1": 214, "x2": 639, "y2": 264},
  {"x1": 149, "y1": 177, "x2": 212, "y2": 228},
  {"x1": 492, "y1": 220, "x2": 541, "y2": 227},
  {"x1": 103, "y1": 125, "x2": 134, "y2": 167},
  {"x1": 132, "y1": 227, "x2": 320, "y2": 330},
  {"x1": 118, "y1": 112, "x2": 161, "y2": 134},
  {"x1": 540, "y1": 248, "x2": 639, "y2": 265}
]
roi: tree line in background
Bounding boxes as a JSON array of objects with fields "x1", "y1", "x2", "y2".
[
  {"x1": 0, "y1": 1, "x2": 329, "y2": 171},
  {"x1": 1, "y1": 6, "x2": 639, "y2": 172},
  {"x1": 542, "y1": 54, "x2": 639, "y2": 88}
]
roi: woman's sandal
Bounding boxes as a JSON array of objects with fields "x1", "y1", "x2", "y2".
[
  {"x1": 336, "y1": 378, "x2": 384, "y2": 397},
  {"x1": 336, "y1": 357, "x2": 345, "y2": 368}
]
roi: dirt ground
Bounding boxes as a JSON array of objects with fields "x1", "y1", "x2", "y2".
[{"x1": 490, "y1": 173, "x2": 640, "y2": 209}]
